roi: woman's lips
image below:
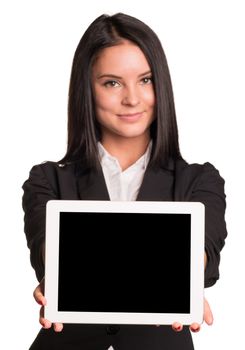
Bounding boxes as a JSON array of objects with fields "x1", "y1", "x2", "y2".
[{"x1": 117, "y1": 112, "x2": 143, "y2": 122}]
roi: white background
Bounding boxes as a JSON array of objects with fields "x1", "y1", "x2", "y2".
[{"x1": 0, "y1": 0, "x2": 244, "y2": 349}]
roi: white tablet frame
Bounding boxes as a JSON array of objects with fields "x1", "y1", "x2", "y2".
[{"x1": 44, "y1": 200, "x2": 204, "y2": 325}]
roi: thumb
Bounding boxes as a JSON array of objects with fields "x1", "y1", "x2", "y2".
[
  {"x1": 204, "y1": 298, "x2": 213, "y2": 325},
  {"x1": 33, "y1": 278, "x2": 46, "y2": 306}
]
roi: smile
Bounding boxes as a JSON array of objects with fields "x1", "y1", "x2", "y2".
[{"x1": 117, "y1": 112, "x2": 143, "y2": 122}]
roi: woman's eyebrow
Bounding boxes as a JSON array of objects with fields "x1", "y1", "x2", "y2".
[
  {"x1": 97, "y1": 74, "x2": 122, "y2": 80},
  {"x1": 97, "y1": 70, "x2": 152, "y2": 80},
  {"x1": 138, "y1": 70, "x2": 152, "y2": 77}
]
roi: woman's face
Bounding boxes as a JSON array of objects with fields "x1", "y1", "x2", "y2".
[{"x1": 92, "y1": 40, "x2": 155, "y2": 144}]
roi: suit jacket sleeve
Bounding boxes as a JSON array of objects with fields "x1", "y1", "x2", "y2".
[
  {"x1": 22, "y1": 163, "x2": 58, "y2": 282},
  {"x1": 190, "y1": 162, "x2": 227, "y2": 288}
]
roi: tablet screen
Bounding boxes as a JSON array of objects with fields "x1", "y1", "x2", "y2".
[{"x1": 58, "y1": 212, "x2": 191, "y2": 314}]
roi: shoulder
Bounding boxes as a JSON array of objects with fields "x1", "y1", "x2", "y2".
[
  {"x1": 31, "y1": 160, "x2": 67, "y2": 170},
  {"x1": 26, "y1": 161, "x2": 61, "y2": 183},
  {"x1": 175, "y1": 158, "x2": 224, "y2": 182},
  {"x1": 29, "y1": 160, "x2": 76, "y2": 176},
  {"x1": 23, "y1": 160, "x2": 77, "y2": 192},
  {"x1": 173, "y1": 158, "x2": 225, "y2": 201}
]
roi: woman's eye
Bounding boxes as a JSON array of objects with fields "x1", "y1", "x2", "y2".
[
  {"x1": 104, "y1": 80, "x2": 120, "y2": 88},
  {"x1": 141, "y1": 77, "x2": 152, "y2": 85}
]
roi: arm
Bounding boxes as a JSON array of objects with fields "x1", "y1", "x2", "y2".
[
  {"x1": 191, "y1": 162, "x2": 227, "y2": 288},
  {"x1": 22, "y1": 164, "x2": 58, "y2": 281},
  {"x1": 22, "y1": 163, "x2": 63, "y2": 331},
  {"x1": 173, "y1": 162, "x2": 227, "y2": 332}
]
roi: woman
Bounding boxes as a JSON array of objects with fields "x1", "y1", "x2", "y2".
[{"x1": 22, "y1": 13, "x2": 227, "y2": 350}]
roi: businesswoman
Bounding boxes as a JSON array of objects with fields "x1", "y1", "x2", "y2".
[{"x1": 22, "y1": 13, "x2": 227, "y2": 350}]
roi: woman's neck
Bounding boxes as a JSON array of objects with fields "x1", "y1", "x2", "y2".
[{"x1": 101, "y1": 136, "x2": 151, "y2": 171}]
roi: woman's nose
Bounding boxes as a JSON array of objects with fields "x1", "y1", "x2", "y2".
[{"x1": 121, "y1": 86, "x2": 140, "y2": 106}]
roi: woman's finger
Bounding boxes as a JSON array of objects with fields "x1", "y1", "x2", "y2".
[
  {"x1": 33, "y1": 283, "x2": 46, "y2": 306},
  {"x1": 53, "y1": 323, "x2": 64, "y2": 332},
  {"x1": 38, "y1": 301, "x2": 63, "y2": 331},
  {"x1": 172, "y1": 322, "x2": 183, "y2": 332},
  {"x1": 39, "y1": 306, "x2": 52, "y2": 329},
  {"x1": 204, "y1": 298, "x2": 213, "y2": 325},
  {"x1": 189, "y1": 322, "x2": 201, "y2": 333}
]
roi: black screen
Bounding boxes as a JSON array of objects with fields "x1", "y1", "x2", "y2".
[{"x1": 58, "y1": 212, "x2": 191, "y2": 313}]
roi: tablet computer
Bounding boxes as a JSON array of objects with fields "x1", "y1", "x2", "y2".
[{"x1": 44, "y1": 200, "x2": 204, "y2": 325}]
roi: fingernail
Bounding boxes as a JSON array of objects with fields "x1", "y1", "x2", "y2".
[{"x1": 192, "y1": 327, "x2": 200, "y2": 332}]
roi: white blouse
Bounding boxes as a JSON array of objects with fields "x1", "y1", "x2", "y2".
[{"x1": 98, "y1": 142, "x2": 152, "y2": 201}]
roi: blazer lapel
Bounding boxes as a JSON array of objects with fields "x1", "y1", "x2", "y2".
[
  {"x1": 137, "y1": 166, "x2": 174, "y2": 201},
  {"x1": 76, "y1": 165, "x2": 110, "y2": 200}
]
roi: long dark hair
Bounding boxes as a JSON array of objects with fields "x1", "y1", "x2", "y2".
[{"x1": 61, "y1": 13, "x2": 182, "y2": 168}]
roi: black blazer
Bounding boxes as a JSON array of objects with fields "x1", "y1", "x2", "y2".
[{"x1": 22, "y1": 158, "x2": 227, "y2": 350}]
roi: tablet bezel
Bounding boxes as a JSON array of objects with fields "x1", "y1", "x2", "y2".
[{"x1": 44, "y1": 200, "x2": 204, "y2": 325}]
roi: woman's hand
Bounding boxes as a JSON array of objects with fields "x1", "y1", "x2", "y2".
[
  {"x1": 172, "y1": 297, "x2": 213, "y2": 333},
  {"x1": 33, "y1": 278, "x2": 63, "y2": 332}
]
